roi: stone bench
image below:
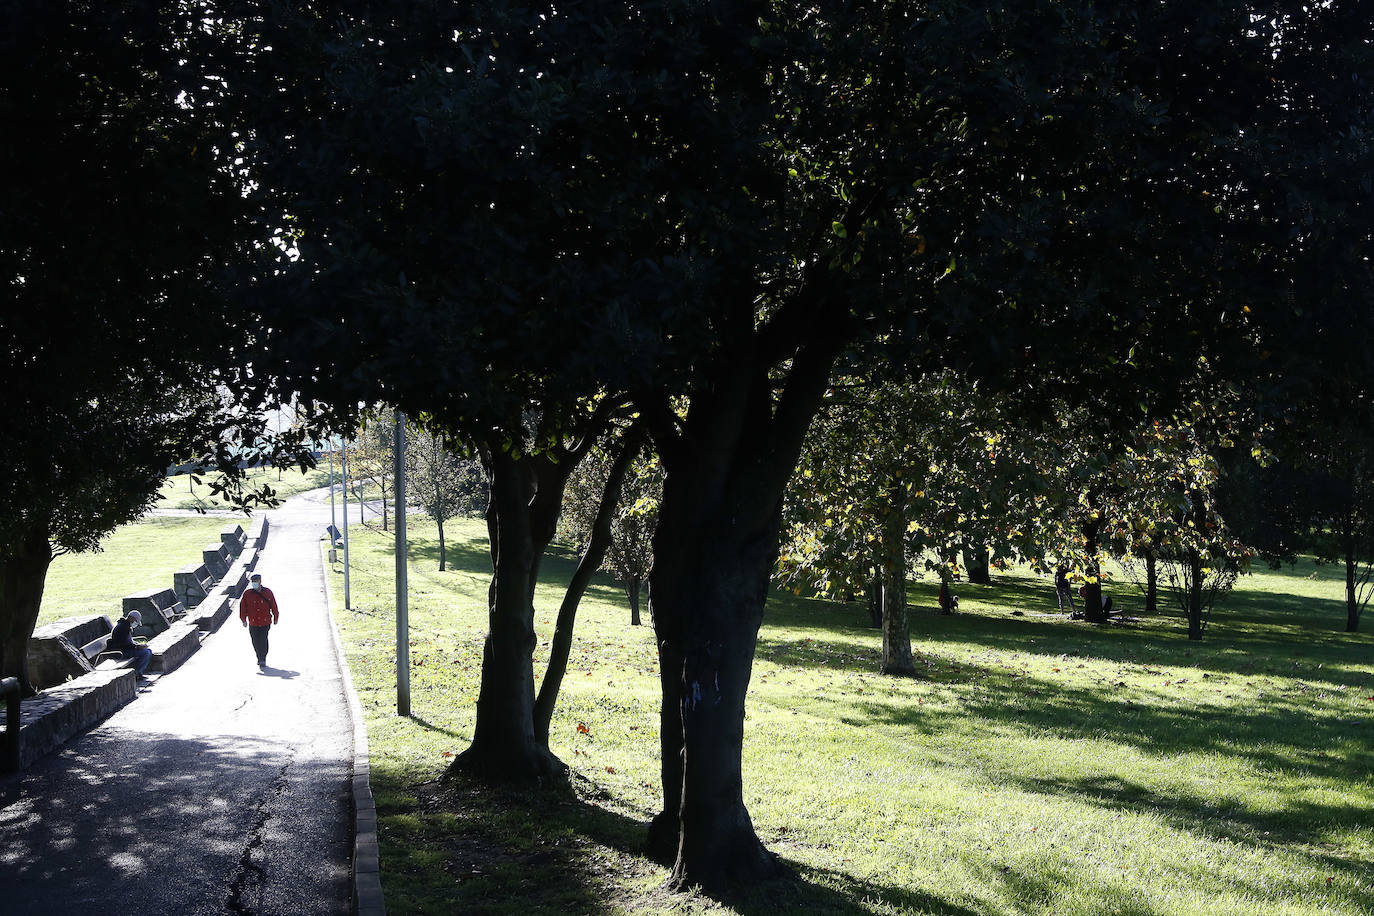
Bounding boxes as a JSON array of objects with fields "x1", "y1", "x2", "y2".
[
  {"x1": 4, "y1": 668, "x2": 137, "y2": 770},
  {"x1": 121, "y1": 587, "x2": 186, "y2": 635},
  {"x1": 194, "y1": 591, "x2": 236, "y2": 633},
  {"x1": 202, "y1": 541, "x2": 232, "y2": 579},
  {"x1": 174, "y1": 562, "x2": 215, "y2": 609},
  {"x1": 146, "y1": 619, "x2": 203, "y2": 674},
  {"x1": 221, "y1": 523, "x2": 247, "y2": 558},
  {"x1": 28, "y1": 615, "x2": 116, "y2": 691},
  {"x1": 247, "y1": 515, "x2": 269, "y2": 549}
]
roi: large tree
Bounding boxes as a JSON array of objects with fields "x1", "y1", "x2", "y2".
[
  {"x1": 225, "y1": 0, "x2": 1348, "y2": 895},
  {"x1": 0, "y1": 2, "x2": 304, "y2": 694}
]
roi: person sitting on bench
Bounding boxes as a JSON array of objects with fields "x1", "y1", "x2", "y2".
[{"x1": 109, "y1": 610, "x2": 153, "y2": 678}]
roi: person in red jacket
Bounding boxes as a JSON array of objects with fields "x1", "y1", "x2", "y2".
[{"x1": 240, "y1": 572, "x2": 280, "y2": 669}]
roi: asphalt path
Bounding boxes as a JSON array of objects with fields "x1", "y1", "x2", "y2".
[{"x1": 0, "y1": 490, "x2": 354, "y2": 915}]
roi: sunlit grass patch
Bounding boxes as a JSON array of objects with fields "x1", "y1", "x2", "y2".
[
  {"x1": 330, "y1": 517, "x2": 1374, "y2": 915},
  {"x1": 38, "y1": 514, "x2": 234, "y2": 627}
]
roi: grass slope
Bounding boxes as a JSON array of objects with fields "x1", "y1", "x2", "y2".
[
  {"x1": 329, "y1": 517, "x2": 1373, "y2": 915},
  {"x1": 155, "y1": 465, "x2": 333, "y2": 510},
  {"x1": 38, "y1": 515, "x2": 238, "y2": 627}
]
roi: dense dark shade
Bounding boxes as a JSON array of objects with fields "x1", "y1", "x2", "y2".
[
  {"x1": 221, "y1": 0, "x2": 1370, "y2": 895},
  {"x1": 0, "y1": 2, "x2": 308, "y2": 692}
]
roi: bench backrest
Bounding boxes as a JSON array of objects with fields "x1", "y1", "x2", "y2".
[
  {"x1": 202, "y1": 542, "x2": 231, "y2": 578},
  {"x1": 220, "y1": 524, "x2": 246, "y2": 558}
]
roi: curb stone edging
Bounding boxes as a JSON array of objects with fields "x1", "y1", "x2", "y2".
[{"x1": 321, "y1": 542, "x2": 386, "y2": 916}]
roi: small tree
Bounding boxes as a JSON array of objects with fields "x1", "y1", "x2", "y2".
[
  {"x1": 406, "y1": 426, "x2": 485, "y2": 571},
  {"x1": 561, "y1": 447, "x2": 662, "y2": 625},
  {"x1": 349, "y1": 409, "x2": 395, "y2": 531}
]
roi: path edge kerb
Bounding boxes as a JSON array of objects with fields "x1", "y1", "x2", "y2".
[{"x1": 320, "y1": 543, "x2": 386, "y2": 916}]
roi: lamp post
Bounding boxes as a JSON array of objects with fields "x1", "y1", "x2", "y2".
[
  {"x1": 393, "y1": 412, "x2": 410, "y2": 716},
  {"x1": 341, "y1": 438, "x2": 351, "y2": 610}
]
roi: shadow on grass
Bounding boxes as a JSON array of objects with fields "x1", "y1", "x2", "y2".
[
  {"x1": 407, "y1": 771, "x2": 983, "y2": 916},
  {"x1": 796, "y1": 650, "x2": 1374, "y2": 847},
  {"x1": 409, "y1": 714, "x2": 466, "y2": 741},
  {"x1": 758, "y1": 577, "x2": 1374, "y2": 686}
]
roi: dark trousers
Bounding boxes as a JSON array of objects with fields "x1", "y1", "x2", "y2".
[
  {"x1": 122, "y1": 646, "x2": 153, "y2": 676},
  {"x1": 249, "y1": 625, "x2": 271, "y2": 665}
]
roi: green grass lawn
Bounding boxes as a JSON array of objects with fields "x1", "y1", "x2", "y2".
[
  {"x1": 155, "y1": 464, "x2": 333, "y2": 510},
  {"x1": 330, "y1": 519, "x2": 1374, "y2": 915},
  {"x1": 37, "y1": 515, "x2": 240, "y2": 627}
]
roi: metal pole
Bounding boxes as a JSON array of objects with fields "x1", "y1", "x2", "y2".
[
  {"x1": 393, "y1": 412, "x2": 410, "y2": 716},
  {"x1": 341, "y1": 438, "x2": 352, "y2": 610}
]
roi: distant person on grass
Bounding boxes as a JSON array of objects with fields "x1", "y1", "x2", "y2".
[
  {"x1": 1055, "y1": 565, "x2": 1077, "y2": 615},
  {"x1": 240, "y1": 572, "x2": 280, "y2": 669},
  {"x1": 938, "y1": 580, "x2": 959, "y2": 615},
  {"x1": 108, "y1": 609, "x2": 152, "y2": 680}
]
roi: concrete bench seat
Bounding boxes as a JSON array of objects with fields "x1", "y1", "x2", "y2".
[
  {"x1": 203, "y1": 541, "x2": 232, "y2": 579},
  {"x1": 147, "y1": 620, "x2": 203, "y2": 674},
  {"x1": 28, "y1": 616, "x2": 115, "y2": 691},
  {"x1": 194, "y1": 592, "x2": 236, "y2": 633}
]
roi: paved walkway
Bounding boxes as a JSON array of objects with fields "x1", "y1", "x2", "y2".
[{"x1": 0, "y1": 491, "x2": 356, "y2": 915}]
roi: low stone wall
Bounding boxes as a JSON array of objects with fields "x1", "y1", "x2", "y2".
[
  {"x1": 12, "y1": 669, "x2": 137, "y2": 769},
  {"x1": 195, "y1": 593, "x2": 236, "y2": 633}
]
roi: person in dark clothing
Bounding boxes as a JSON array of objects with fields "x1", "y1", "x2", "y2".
[
  {"x1": 938, "y1": 580, "x2": 959, "y2": 615},
  {"x1": 1055, "y1": 565, "x2": 1077, "y2": 614},
  {"x1": 108, "y1": 610, "x2": 153, "y2": 677},
  {"x1": 240, "y1": 572, "x2": 280, "y2": 668}
]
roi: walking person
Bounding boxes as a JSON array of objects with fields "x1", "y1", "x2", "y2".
[
  {"x1": 107, "y1": 609, "x2": 153, "y2": 681},
  {"x1": 240, "y1": 572, "x2": 280, "y2": 668}
]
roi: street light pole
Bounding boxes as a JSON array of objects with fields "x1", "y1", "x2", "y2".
[
  {"x1": 393, "y1": 412, "x2": 410, "y2": 716},
  {"x1": 341, "y1": 438, "x2": 351, "y2": 611}
]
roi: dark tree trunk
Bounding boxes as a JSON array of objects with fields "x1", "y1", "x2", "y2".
[
  {"x1": 451, "y1": 448, "x2": 565, "y2": 783},
  {"x1": 1186, "y1": 547, "x2": 1205, "y2": 640},
  {"x1": 1144, "y1": 550, "x2": 1157, "y2": 614},
  {"x1": 878, "y1": 484, "x2": 915, "y2": 677},
  {"x1": 534, "y1": 433, "x2": 640, "y2": 746},
  {"x1": 0, "y1": 525, "x2": 54, "y2": 697},
  {"x1": 964, "y1": 540, "x2": 991, "y2": 584},
  {"x1": 437, "y1": 517, "x2": 447, "y2": 572},
  {"x1": 628, "y1": 578, "x2": 642, "y2": 626},
  {"x1": 1344, "y1": 532, "x2": 1361, "y2": 633},
  {"x1": 648, "y1": 497, "x2": 790, "y2": 889},
  {"x1": 865, "y1": 574, "x2": 882, "y2": 629},
  {"x1": 641, "y1": 305, "x2": 842, "y2": 893},
  {"x1": 1082, "y1": 515, "x2": 1107, "y2": 623}
]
